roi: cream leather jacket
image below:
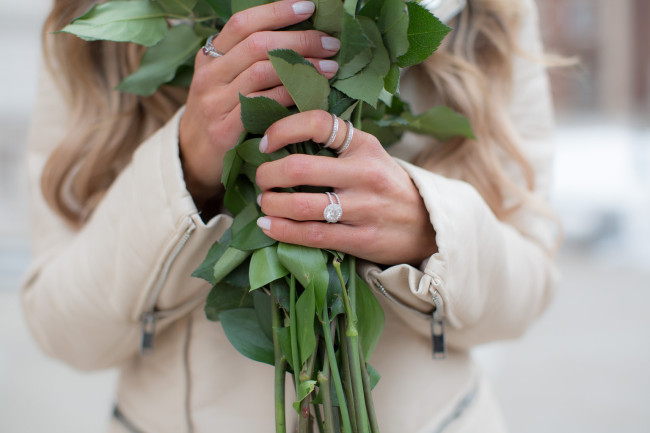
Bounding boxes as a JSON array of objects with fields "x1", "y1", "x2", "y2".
[{"x1": 22, "y1": 0, "x2": 556, "y2": 432}]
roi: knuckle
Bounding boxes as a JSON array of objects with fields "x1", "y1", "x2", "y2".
[
  {"x1": 293, "y1": 196, "x2": 315, "y2": 220},
  {"x1": 362, "y1": 162, "x2": 391, "y2": 191},
  {"x1": 298, "y1": 31, "x2": 313, "y2": 51},
  {"x1": 249, "y1": 61, "x2": 271, "y2": 83},
  {"x1": 227, "y1": 12, "x2": 248, "y2": 35},
  {"x1": 246, "y1": 32, "x2": 267, "y2": 54}
]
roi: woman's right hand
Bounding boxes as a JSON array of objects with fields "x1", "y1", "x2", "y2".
[{"x1": 179, "y1": 0, "x2": 340, "y2": 207}]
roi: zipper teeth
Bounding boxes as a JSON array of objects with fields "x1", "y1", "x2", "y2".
[
  {"x1": 370, "y1": 274, "x2": 432, "y2": 321},
  {"x1": 142, "y1": 218, "x2": 196, "y2": 317}
]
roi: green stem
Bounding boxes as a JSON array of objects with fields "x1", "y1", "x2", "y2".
[
  {"x1": 338, "y1": 317, "x2": 357, "y2": 433},
  {"x1": 359, "y1": 340, "x2": 380, "y2": 433},
  {"x1": 289, "y1": 275, "x2": 301, "y2": 396},
  {"x1": 314, "y1": 404, "x2": 325, "y2": 433},
  {"x1": 271, "y1": 292, "x2": 287, "y2": 433},
  {"x1": 299, "y1": 343, "x2": 319, "y2": 433},
  {"x1": 353, "y1": 102, "x2": 363, "y2": 130},
  {"x1": 317, "y1": 349, "x2": 335, "y2": 433},
  {"x1": 334, "y1": 258, "x2": 370, "y2": 433},
  {"x1": 321, "y1": 307, "x2": 353, "y2": 433}
]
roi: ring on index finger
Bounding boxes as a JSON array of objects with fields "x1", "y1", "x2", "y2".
[{"x1": 202, "y1": 34, "x2": 226, "y2": 58}]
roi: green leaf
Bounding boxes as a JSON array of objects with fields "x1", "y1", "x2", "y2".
[
  {"x1": 253, "y1": 290, "x2": 274, "y2": 341},
  {"x1": 223, "y1": 175, "x2": 256, "y2": 214},
  {"x1": 231, "y1": 0, "x2": 271, "y2": 14},
  {"x1": 230, "y1": 202, "x2": 275, "y2": 250},
  {"x1": 204, "y1": 281, "x2": 254, "y2": 321},
  {"x1": 378, "y1": 0, "x2": 409, "y2": 61},
  {"x1": 313, "y1": 0, "x2": 344, "y2": 34},
  {"x1": 204, "y1": 0, "x2": 232, "y2": 18},
  {"x1": 328, "y1": 89, "x2": 356, "y2": 116},
  {"x1": 397, "y1": 2, "x2": 451, "y2": 68},
  {"x1": 337, "y1": 48, "x2": 372, "y2": 79},
  {"x1": 192, "y1": 242, "x2": 226, "y2": 284},
  {"x1": 60, "y1": 1, "x2": 168, "y2": 47},
  {"x1": 269, "y1": 49, "x2": 330, "y2": 112},
  {"x1": 214, "y1": 247, "x2": 251, "y2": 284},
  {"x1": 154, "y1": 0, "x2": 198, "y2": 15},
  {"x1": 332, "y1": 18, "x2": 390, "y2": 107},
  {"x1": 274, "y1": 326, "x2": 294, "y2": 370},
  {"x1": 358, "y1": 0, "x2": 382, "y2": 19},
  {"x1": 249, "y1": 245, "x2": 289, "y2": 291},
  {"x1": 355, "y1": 275, "x2": 385, "y2": 360},
  {"x1": 276, "y1": 243, "x2": 329, "y2": 312},
  {"x1": 296, "y1": 281, "x2": 316, "y2": 365},
  {"x1": 117, "y1": 25, "x2": 203, "y2": 95},
  {"x1": 220, "y1": 308, "x2": 275, "y2": 365},
  {"x1": 384, "y1": 63, "x2": 400, "y2": 94},
  {"x1": 239, "y1": 95, "x2": 292, "y2": 135},
  {"x1": 342, "y1": 0, "x2": 358, "y2": 15},
  {"x1": 404, "y1": 106, "x2": 476, "y2": 141},
  {"x1": 367, "y1": 363, "x2": 381, "y2": 389},
  {"x1": 339, "y1": 13, "x2": 373, "y2": 67},
  {"x1": 271, "y1": 279, "x2": 290, "y2": 311},
  {"x1": 237, "y1": 138, "x2": 290, "y2": 167},
  {"x1": 221, "y1": 147, "x2": 243, "y2": 189},
  {"x1": 292, "y1": 380, "x2": 317, "y2": 411}
]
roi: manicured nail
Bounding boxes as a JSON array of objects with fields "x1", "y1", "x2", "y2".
[
  {"x1": 257, "y1": 217, "x2": 271, "y2": 231},
  {"x1": 292, "y1": 1, "x2": 315, "y2": 15},
  {"x1": 256, "y1": 194, "x2": 262, "y2": 207},
  {"x1": 319, "y1": 60, "x2": 339, "y2": 73},
  {"x1": 321, "y1": 36, "x2": 340, "y2": 51},
  {"x1": 259, "y1": 135, "x2": 268, "y2": 153}
]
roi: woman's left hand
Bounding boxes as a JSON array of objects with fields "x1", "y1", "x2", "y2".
[{"x1": 255, "y1": 110, "x2": 438, "y2": 266}]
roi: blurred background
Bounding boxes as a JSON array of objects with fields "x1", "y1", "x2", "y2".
[{"x1": 1, "y1": 0, "x2": 648, "y2": 432}]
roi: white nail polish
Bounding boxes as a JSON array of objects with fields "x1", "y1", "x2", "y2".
[
  {"x1": 257, "y1": 217, "x2": 271, "y2": 231},
  {"x1": 292, "y1": 1, "x2": 315, "y2": 15},
  {"x1": 259, "y1": 135, "x2": 268, "y2": 153},
  {"x1": 257, "y1": 194, "x2": 262, "y2": 207},
  {"x1": 319, "y1": 60, "x2": 339, "y2": 73},
  {"x1": 321, "y1": 37, "x2": 340, "y2": 51}
]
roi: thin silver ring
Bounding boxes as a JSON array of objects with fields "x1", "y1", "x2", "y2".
[
  {"x1": 337, "y1": 121, "x2": 354, "y2": 155},
  {"x1": 202, "y1": 34, "x2": 225, "y2": 58},
  {"x1": 323, "y1": 192, "x2": 342, "y2": 223},
  {"x1": 324, "y1": 113, "x2": 339, "y2": 148}
]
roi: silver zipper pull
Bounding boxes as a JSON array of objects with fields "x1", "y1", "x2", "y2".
[
  {"x1": 141, "y1": 312, "x2": 156, "y2": 356},
  {"x1": 431, "y1": 288, "x2": 446, "y2": 359}
]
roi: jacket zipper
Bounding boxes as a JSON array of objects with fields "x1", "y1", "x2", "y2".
[
  {"x1": 368, "y1": 271, "x2": 447, "y2": 359},
  {"x1": 141, "y1": 217, "x2": 196, "y2": 356}
]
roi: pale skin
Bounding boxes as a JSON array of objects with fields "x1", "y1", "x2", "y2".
[{"x1": 179, "y1": 0, "x2": 437, "y2": 266}]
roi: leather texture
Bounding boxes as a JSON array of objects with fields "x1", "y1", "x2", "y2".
[{"x1": 21, "y1": 0, "x2": 555, "y2": 432}]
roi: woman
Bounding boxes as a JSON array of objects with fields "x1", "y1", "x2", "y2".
[{"x1": 22, "y1": 0, "x2": 558, "y2": 431}]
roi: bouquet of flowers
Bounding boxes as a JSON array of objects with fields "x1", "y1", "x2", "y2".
[{"x1": 62, "y1": 1, "x2": 474, "y2": 431}]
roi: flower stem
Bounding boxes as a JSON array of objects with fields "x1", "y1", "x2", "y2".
[
  {"x1": 334, "y1": 258, "x2": 370, "y2": 433},
  {"x1": 321, "y1": 306, "x2": 352, "y2": 433},
  {"x1": 299, "y1": 344, "x2": 318, "y2": 433},
  {"x1": 271, "y1": 292, "x2": 287, "y2": 433},
  {"x1": 359, "y1": 339, "x2": 380, "y2": 433},
  {"x1": 338, "y1": 317, "x2": 357, "y2": 433},
  {"x1": 317, "y1": 348, "x2": 335, "y2": 433},
  {"x1": 289, "y1": 275, "x2": 301, "y2": 396}
]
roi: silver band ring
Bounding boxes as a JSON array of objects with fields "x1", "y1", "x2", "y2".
[
  {"x1": 202, "y1": 34, "x2": 225, "y2": 58},
  {"x1": 323, "y1": 192, "x2": 342, "y2": 223},
  {"x1": 337, "y1": 121, "x2": 354, "y2": 155},
  {"x1": 324, "y1": 113, "x2": 339, "y2": 148}
]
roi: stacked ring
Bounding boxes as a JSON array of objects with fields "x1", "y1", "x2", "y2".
[
  {"x1": 202, "y1": 34, "x2": 225, "y2": 58},
  {"x1": 323, "y1": 192, "x2": 342, "y2": 223}
]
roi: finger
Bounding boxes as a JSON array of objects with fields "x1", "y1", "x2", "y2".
[
  {"x1": 215, "y1": 0, "x2": 316, "y2": 53},
  {"x1": 256, "y1": 217, "x2": 373, "y2": 254},
  {"x1": 259, "y1": 191, "x2": 364, "y2": 223},
  {"x1": 256, "y1": 154, "x2": 356, "y2": 190},
  {"x1": 215, "y1": 31, "x2": 340, "y2": 83},
  {"x1": 261, "y1": 110, "x2": 378, "y2": 156}
]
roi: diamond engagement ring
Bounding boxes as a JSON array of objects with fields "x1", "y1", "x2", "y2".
[
  {"x1": 202, "y1": 34, "x2": 225, "y2": 58},
  {"x1": 323, "y1": 192, "x2": 342, "y2": 223}
]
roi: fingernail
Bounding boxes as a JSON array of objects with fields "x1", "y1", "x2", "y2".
[
  {"x1": 257, "y1": 217, "x2": 271, "y2": 231},
  {"x1": 319, "y1": 60, "x2": 339, "y2": 73},
  {"x1": 321, "y1": 37, "x2": 340, "y2": 51},
  {"x1": 292, "y1": 1, "x2": 315, "y2": 15},
  {"x1": 259, "y1": 135, "x2": 268, "y2": 153},
  {"x1": 256, "y1": 194, "x2": 262, "y2": 207}
]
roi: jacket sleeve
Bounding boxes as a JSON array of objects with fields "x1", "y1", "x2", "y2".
[
  {"x1": 21, "y1": 66, "x2": 229, "y2": 371},
  {"x1": 361, "y1": 0, "x2": 559, "y2": 349}
]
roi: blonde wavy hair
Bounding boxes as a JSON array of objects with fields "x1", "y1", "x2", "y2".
[{"x1": 42, "y1": 0, "x2": 536, "y2": 227}]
